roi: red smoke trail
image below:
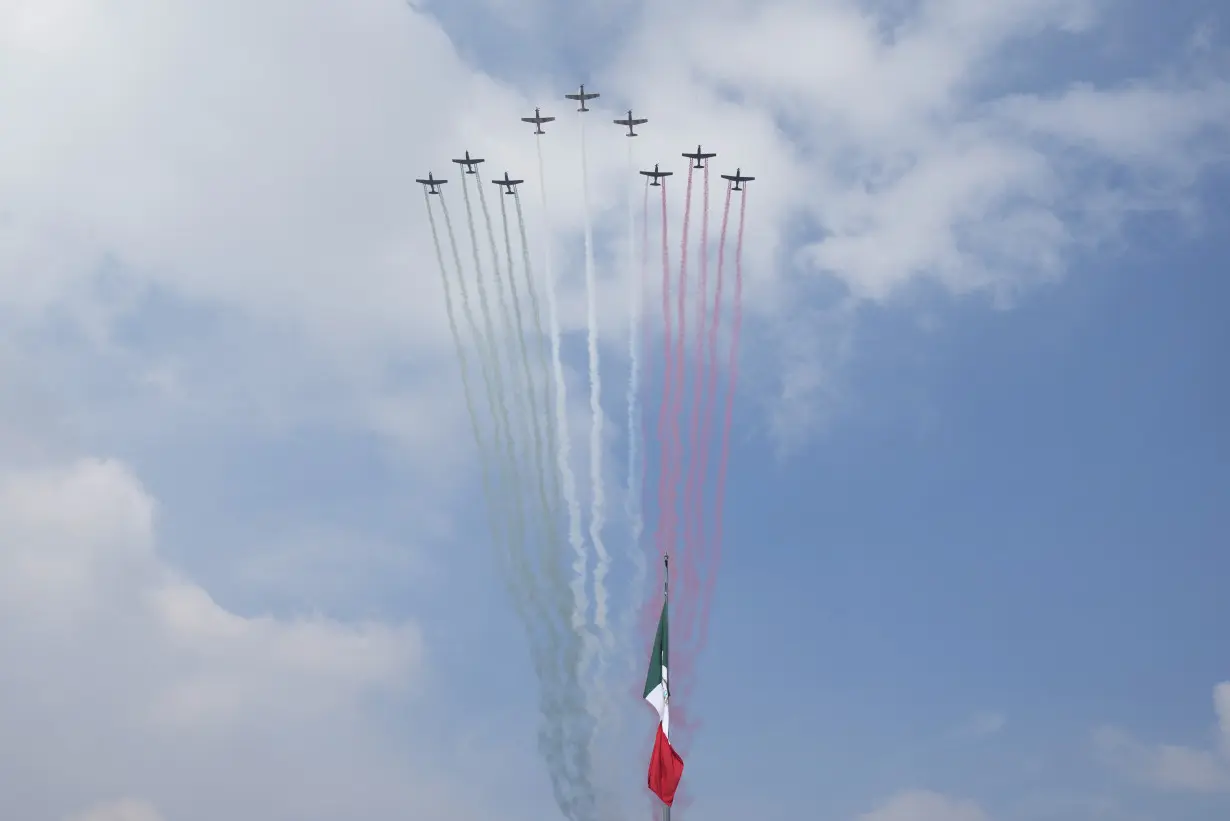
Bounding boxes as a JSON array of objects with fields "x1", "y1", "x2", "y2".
[
  {"x1": 696, "y1": 184, "x2": 746, "y2": 664},
  {"x1": 677, "y1": 182, "x2": 731, "y2": 708}
]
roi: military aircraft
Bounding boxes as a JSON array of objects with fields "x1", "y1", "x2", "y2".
[
  {"x1": 639, "y1": 164, "x2": 673, "y2": 186},
  {"x1": 415, "y1": 172, "x2": 447, "y2": 194},
  {"x1": 565, "y1": 84, "x2": 600, "y2": 112},
  {"x1": 682, "y1": 145, "x2": 717, "y2": 169},
  {"x1": 492, "y1": 171, "x2": 524, "y2": 194},
  {"x1": 521, "y1": 107, "x2": 555, "y2": 134},
  {"x1": 720, "y1": 168, "x2": 754, "y2": 191},
  {"x1": 452, "y1": 150, "x2": 484, "y2": 174},
  {"x1": 614, "y1": 109, "x2": 648, "y2": 137}
]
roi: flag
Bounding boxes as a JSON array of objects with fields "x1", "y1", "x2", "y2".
[{"x1": 644, "y1": 596, "x2": 684, "y2": 805}]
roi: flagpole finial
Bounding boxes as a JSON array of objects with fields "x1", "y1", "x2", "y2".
[{"x1": 664, "y1": 554, "x2": 669, "y2": 599}]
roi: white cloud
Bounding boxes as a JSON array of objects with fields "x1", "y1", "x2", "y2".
[
  {"x1": 963, "y1": 711, "x2": 1008, "y2": 738},
  {"x1": 0, "y1": 1, "x2": 1227, "y2": 817},
  {"x1": 0, "y1": 457, "x2": 478, "y2": 821},
  {"x1": 3, "y1": 0, "x2": 1226, "y2": 451},
  {"x1": 1094, "y1": 681, "x2": 1230, "y2": 793},
  {"x1": 598, "y1": 0, "x2": 1228, "y2": 436},
  {"x1": 0, "y1": 457, "x2": 422, "y2": 710},
  {"x1": 65, "y1": 799, "x2": 163, "y2": 821},
  {"x1": 856, "y1": 790, "x2": 993, "y2": 821}
]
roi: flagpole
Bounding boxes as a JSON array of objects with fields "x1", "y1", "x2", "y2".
[{"x1": 662, "y1": 553, "x2": 671, "y2": 821}]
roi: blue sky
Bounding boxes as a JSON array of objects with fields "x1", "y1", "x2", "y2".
[
  {"x1": 0, "y1": 1, "x2": 1228, "y2": 821},
  {"x1": 695, "y1": 210, "x2": 1230, "y2": 820}
]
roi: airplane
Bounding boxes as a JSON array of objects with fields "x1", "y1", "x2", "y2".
[
  {"x1": 613, "y1": 109, "x2": 648, "y2": 137},
  {"x1": 415, "y1": 172, "x2": 447, "y2": 194},
  {"x1": 451, "y1": 150, "x2": 484, "y2": 174},
  {"x1": 521, "y1": 107, "x2": 555, "y2": 134},
  {"x1": 492, "y1": 171, "x2": 524, "y2": 194},
  {"x1": 639, "y1": 163, "x2": 673, "y2": 186},
  {"x1": 720, "y1": 168, "x2": 755, "y2": 191},
  {"x1": 682, "y1": 144, "x2": 717, "y2": 169},
  {"x1": 565, "y1": 84, "x2": 600, "y2": 112}
]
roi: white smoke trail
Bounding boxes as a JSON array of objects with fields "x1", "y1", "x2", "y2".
[
  {"x1": 578, "y1": 110, "x2": 612, "y2": 682},
  {"x1": 534, "y1": 131, "x2": 595, "y2": 718},
  {"x1": 494, "y1": 179, "x2": 597, "y2": 821},
  {"x1": 623, "y1": 140, "x2": 647, "y2": 672}
]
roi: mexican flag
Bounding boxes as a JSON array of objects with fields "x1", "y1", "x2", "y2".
[{"x1": 644, "y1": 596, "x2": 684, "y2": 806}]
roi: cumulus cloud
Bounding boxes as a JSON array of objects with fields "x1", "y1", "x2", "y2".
[
  {"x1": 0, "y1": 0, "x2": 1227, "y2": 818},
  {"x1": 3, "y1": 0, "x2": 1226, "y2": 453},
  {"x1": 599, "y1": 0, "x2": 1228, "y2": 437},
  {"x1": 0, "y1": 457, "x2": 473, "y2": 821},
  {"x1": 1094, "y1": 682, "x2": 1230, "y2": 793}
]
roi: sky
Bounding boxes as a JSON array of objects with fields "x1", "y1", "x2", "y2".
[{"x1": 1, "y1": 0, "x2": 1228, "y2": 820}]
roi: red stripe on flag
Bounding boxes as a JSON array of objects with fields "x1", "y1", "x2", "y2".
[{"x1": 648, "y1": 722, "x2": 685, "y2": 806}]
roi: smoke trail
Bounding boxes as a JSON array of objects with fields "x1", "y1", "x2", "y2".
[
  {"x1": 697, "y1": 183, "x2": 747, "y2": 684},
  {"x1": 475, "y1": 173, "x2": 525, "y2": 470},
  {"x1": 510, "y1": 190, "x2": 580, "y2": 757},
  {"x1": 533, "y1": 134, "x2": 588, "y2": 644},
  {"x1": 439, "y1": 194, "x2": 503, "y2": 534},
  {"x1": 496, "y1": 180, "x2": 559, "y2": 598},
  {"x1": 470, "y1": 173, "x2": 592, "y2": 816},
  {"x1": 460, "y1": 173, "x2": 532, "y2": 605},
  {"x1": 475, "y1": 174, "x2": 543, "y2": 601},
  {"x1": 533, "y1": 133, "x2": 596, "y2": 818},
  {"x1": 652, "y1": 178, "x2": 674, "y2": 591},
  {"x1": 682, "y1": 164, "x2": 711, "y2": 663},
  {"x1": 504, "y1": 185, "x2": 593, "y2": 821},
  {"x1": 443, "y1": 189, "x2": 579, "y2": 816},
  {"x1": 641, "y1": 175, "x2": 673, "y2": 656},
  {"x1": 622, "y1": 143, "x2": 648, "y2": 677},
  {"x1": 496, "y1": 186, "x2": 550, "y2": 512},
  {"x1": 672, "y1": 164, "x2": 696, "y2": 655},
  {"x1": 513, "y1": 189, "x2": 562, "y2": 513},
  {"x1": 423, "y1": 188, "x2": 498, "y2": 556},
  {"x1": 458, "y1": 174, "x2": 513, "y2": 478},
  {"x1": 635, "y1": 178, "x2": 659, "y2": 663},
  {"x1": 578, "y1": 111, "x2": 611, "y2": 681},
  {"x1": 693, "y1": 182, "x2": 732, "y2": 678}
]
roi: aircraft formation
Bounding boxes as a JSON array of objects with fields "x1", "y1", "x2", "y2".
[
  {"x1": 415, "y1": 82, "x2": 753, "y2": 821},
  {"x1": 417, "y1": 84, "x2": 754, "y2": 200}
]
